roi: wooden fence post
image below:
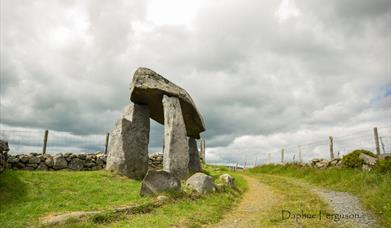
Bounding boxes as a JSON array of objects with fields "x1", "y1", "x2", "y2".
[
  {"x1": 104, "y1": 132, "x2": 110, "y2": 154},
  {"x1": 254, "y1": 157, "x2": 257, "y2": 167},
  {"x1": 379, "y1": 136, "x2": 386, "y2": 154},
  {"x1": 298, "y1": 145, "x2": 302, "y2": 163},
  {"x1": 268, "y1": 153, "x2": 271, "y2": 164},
  {"x1": 329, "y1": 136, "x2": 334, "y2": 160},
  {"x1": 373, "y1": 127, "x2": 380, "y2": 155},
  {"x1": 42, "y1": 130, "x2": 49, "y2": 154},
  {"x1": 244, "y1": 159, "x2": 247, "y2": 169},
  {"x1": 281, "y1": 149, "x2": 284, "y2": 163}
]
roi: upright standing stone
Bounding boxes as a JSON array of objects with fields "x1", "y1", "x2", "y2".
[
  {"x1": 162, "y1": 95, "x2": 189, "y2": 180},
  {"x1": 188, "y1": 137, "x2": 201, "y2": 174},
  {"x1": 106, "y1": 103, "x2": 150, "y2": 180},
  {"x1": 200, "y1": 139, "x2": 206, "y2": 163}
]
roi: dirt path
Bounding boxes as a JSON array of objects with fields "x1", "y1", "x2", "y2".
[{"x1": 210, "y1": 175, "x2": 280, "y2": 228}]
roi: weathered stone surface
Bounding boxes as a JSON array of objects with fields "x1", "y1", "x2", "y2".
[
  {"x1": 106, "y1": 102, "x2": 150, "y2": 180},
  {"x1": 53, "y1": 155, "x2": 68, "y2": 170},
  {"x1": 45, "y1": 156, "x2": 54, "y2": 167},
  {"x1": 1, "y1": 139, "x2": 9, "y2": 173},
  {"x1": 219, "y1": 174, "x2": 235, "y2": 188},
  {"x1": 162, "y1": 95, "x2": 189, "y2": 180},
  {"x1": 28, "y1": 156, "x2": 41, "y2": 164},
  {"x1": 130, "y1": 67, "x2": 205, "y2": 139},
  {"x1": 140, "y1": 170, "x2": 181, "y2": 196},
  {"x1": 20, "y1": 155, "x2": 29, "y2": 163},
  {"x1": 188, "y1": 137, "x2": 201, "y2": 174},
  {"x1": 69, "y1": 158, "x2": 84, "y2": 170},
  {"x1": 359, "y1": 153, "x2": 377, "y2": 166},
  {"x1": 36, "y1": 162, "x2": 48, "y2": 171},
  {"x1": 186, "y1": 172, "x2": 215, "y2": 194}
]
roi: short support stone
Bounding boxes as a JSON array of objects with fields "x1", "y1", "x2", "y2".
[{"x1": 106, "y1": 103, "x2": 150, "y2": 180}]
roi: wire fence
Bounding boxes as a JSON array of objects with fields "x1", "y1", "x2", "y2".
[
  {"x1": 0, "y1": 129, "x2": 108, "y2": 155},
  {"x1": 215, "y1": 125, "x2": 391, "y2": 168}
]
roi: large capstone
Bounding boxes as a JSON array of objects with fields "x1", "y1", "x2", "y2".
[
  {"x1": 162, "y1": 95, "x2": 189, "y2": 180},
  {"x1": 106, "y1": 103, "x2": 150, "y2": 180},
  {"x1": 188, "y1": 137, "x2": 201, "y2": 174},
  {"x1": 130, "y1": 67, "x2": 205, "y2": 139},
  {"x1": 140, "y1": 170, "x2": 181, "y2": 196}
]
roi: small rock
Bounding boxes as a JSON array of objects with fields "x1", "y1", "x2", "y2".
[
  {"x1": 20, "y1": 155, "x2": 29, "y2": 163},
  {"x1": 69, "y1": 158, "x2": 84, "y2": 170},
  {"x1": 219, "y1": 173, "x2": 235, "y2": 188},
  {"x1": 186, "y1": 172, "x2": 215, "y2": 194},
  {"x1": 140, "y1": 170, "x2": 181, "y2": 196},
  {"x1": 45, "y1": 156, "x2": 54, "y2": 167},
  {"x1": 36, "y1": 162, "x2": 48, "y2": 171},
  {"x1": 84, "y1": 162, "x2": 96, "y2": 168},
  {"x1": 53, "y1": 155, "x2": 68, "y2": 170},
  {"x1": 359, "y1": 153, "x2": 377, "y2": 166},
  {"x1": 28, "y1": 156, "x2": 41, "y2": 164}
]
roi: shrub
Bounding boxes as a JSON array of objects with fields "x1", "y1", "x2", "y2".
[
  {"x1": 372, "y1": 157, "x2": 391, "y2": 174},
  {"x1": 342, "y1": 149, "x2": 376, "y2": 169}
]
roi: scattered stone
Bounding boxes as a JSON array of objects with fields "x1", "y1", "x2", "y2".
[
  {"x1": 106, "y1": 103, "x2": 150, "y2": 180},
  {"x1": 40, "y1": 211, "x2": 100, "y2": 226},
  {"x1": 219, "y1": 174, "x2": 235, "y2": 188},
  {"x1": 156, "y1": 195, "x2": 169, "y2": 203},
  {"x1": 359, "y1": 153, "x2": 377, "y2": 166},
  {"x1": 130, "y1": 67, "x2": 205, "y2": 138},
  {"x1": 140, "y1": 170, "x2": 181, "y2": 196},
  {"x1": 162, "y1": 95, "x2": 189, "y2": 180},
  {"x1": 186, "y1": 172, "x2": 215, "y2": 194}
]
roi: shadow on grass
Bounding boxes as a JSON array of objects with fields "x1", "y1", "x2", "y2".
[{"x1": 0, "y1": 170, "x2": 28, "y2": 209}]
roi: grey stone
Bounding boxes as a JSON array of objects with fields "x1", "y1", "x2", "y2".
[
  {"x1": 8, "y1": 156, "x2": 19, "y2": 163},
  {"x1": 378, "y1": 153, "x2": 391, "y2": 160},
  {"x1": 69, "y1": 158, "x2": 84, "y2": 170},
  {"x1": 130, "y1": 67, "x2": 205, "y2": 139},
  {"x1": 36, "y1": 162, "x2": 48, "y2": 171},
  {"x1": 20, "y1": 155, "x2": 29, "y2": 163},
  {"x1": 78, "y1": 154, "x2": 87, "y2": 160},
  {"x1": 28, "y1": 156, "x2": 41, "y2": 164},
  {"x1": 15, "y1": 162, "x2": 25, "y2": 169},
  {"x1": 359, "y1": 153, "x2": 377, "y2": 166},
  {"x1": 140, "y1": 170, "x2": 181, "y2": 196},
  {"x1": 219, "y1": 174, "x2": 235, "y2": 188},
  {"x1": 45, "y1": 156, "x2": 54, "y2": 167},
  {"x1": 162, "y1": 95, "x2": 189, "y2": 180},
  {"x1": 84, "y1": 162, "x2": 96, "y2": 168},
  {"x1": 53, "y1": 155, "x2": 68, "y2": 170},
  {"x1": 188, "y1": 137, "x2": 201, "y2": 174},
  {"x1": 106, "y1": 102, "x2": 150, "y2": 180},
  {"x1": 186, "y1": 172, "x2": 215, "y2": 194},
  {"x1": 26, "y1": 163, "x2": 38, "y2": 168}
]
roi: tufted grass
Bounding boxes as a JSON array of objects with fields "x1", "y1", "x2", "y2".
[
  {"x1": 0, "y1": 170, "x2": 151, "y2": 228},
  {"x1": 248, "y1": 164, "x2": 391, "y2": 227}
]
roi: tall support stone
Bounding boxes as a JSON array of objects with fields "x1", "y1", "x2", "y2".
[
  {"x1": 106, "y1": 103, "x2": 150, "y2": 180},
  {"x1": 188, "y1": 137, "x2": 201, "y2": 174},
  {"x1": 200, "y1": 139, "x2": 206, "y2": 163},
  {"x1": 162, "y1": 95, "x2": 189, "y2": 180}
]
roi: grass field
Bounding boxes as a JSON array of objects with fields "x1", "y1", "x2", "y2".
[
  {"x1": 0, "y1": 167, "x2": 246, "y2": 227},
  {"x1": 248, "y1": 164, "x2": 391, "y2": 227}
]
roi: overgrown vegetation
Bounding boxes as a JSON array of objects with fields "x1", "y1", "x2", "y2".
[
  {"x1": 248, "y1": 164, "x2": 391, "y2": 227},
  {"x1": 0, "y1": 167, "x2": 246, "y2": 228},
  {"x1": 341, "y1": 149, "x2": 376, "y2": 168}
]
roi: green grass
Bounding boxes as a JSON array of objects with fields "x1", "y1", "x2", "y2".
[
  {"x1": 0, "y1": 167, "x2": 247, "y2": 228},
  {"x1": 248, "y1": 164, "x2": 391, "y2": 227},
  {"x1": 249, "y1": 174, "x2": 338, "y2": 227},
  {"x1": 0, "y1": 170, "x2": 151, "y2": 228}
]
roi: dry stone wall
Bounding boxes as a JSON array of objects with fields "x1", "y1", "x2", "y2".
[
  {"x1": 6, "y1": 152, "x2": 165, "y2": 172},
  {"x1": 1, "y1": 140, "x2": 9, "y2": 173}
]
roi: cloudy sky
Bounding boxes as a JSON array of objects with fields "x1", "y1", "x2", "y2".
[{"x1": 1, "y1": 0, "x2": 390, "y2": 165}]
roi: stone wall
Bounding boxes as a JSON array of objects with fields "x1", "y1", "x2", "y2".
[
  {"x1": 6, "y1": 152, "x2": 164, "y2": 171},
  {"x1": 7, "y1": 153, "x2": 107, "y2": 171},
  {"x1": 0, "y1": 140, "x2": 9, "y2": 173}
]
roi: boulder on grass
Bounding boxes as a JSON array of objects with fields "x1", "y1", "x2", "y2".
[
  {"x1": 219, "y1": 173, "x2": 235, "y2": 188},
  {"x1": 186, "y1": 172, "x2": 215, "y2": 194},
  {"x1": 140, "y1": 170, "x2": 181, "y2": 196}
]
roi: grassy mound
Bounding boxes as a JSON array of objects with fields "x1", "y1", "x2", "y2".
[{"x1": 341, "y1": 149, "x2": 376, "y2": 168}]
